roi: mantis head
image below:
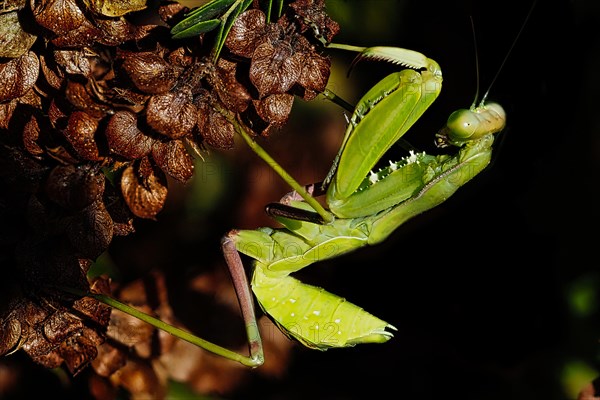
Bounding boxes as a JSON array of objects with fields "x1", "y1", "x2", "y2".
[{"x1": 438, "y1": 102, "x2": 506, "y2": 147}]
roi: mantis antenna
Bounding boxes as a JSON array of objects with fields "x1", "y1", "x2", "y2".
[
  {"x1": 478, "y1": 0, "x2": 538, "y2": 106},
  {"x1": 438, "y1": 0, "x2": 537, "y2": 147},
  {"x1": 469, "y1": 16, "x2": 481, "y2": 110}
]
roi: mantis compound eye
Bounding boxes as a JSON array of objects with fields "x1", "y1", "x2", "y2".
[{"x1": 446, "y1": 108, "x2": 479, "y2": 140}]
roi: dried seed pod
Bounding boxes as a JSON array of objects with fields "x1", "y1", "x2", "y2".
[
  {"x1": 42, "y1": 312, "x2": 83, "y2": 345},
  {"x1": 58, "y1": 328, "x2": 102, "y2": 375},
  {"x1": 45, "y1": 164, "x2": 105, "y2": 210},
  {"x1": 53, "y1": 49, "x2": 92, "y2": 77},
  {"x1": 226, "y1": 9, "x2": 268, "y2": 58},
  {"x1": 72, "y1": 277, "x2": 112, "y2": 326},
  {"x1": 221, "y1": 6, "x2": 334, "y2": 133},
  {"x1": 50, "y1": 19, "x2": 103, "y2": 48},
  {"x1": 210, "y1": 64, "x2": 251, "y2": 113},
  {"x1": 253, "y1": 93, "x2": 294, "y2": 134},
  {"x1": 145, "y1": 90, "x2": 197, "y2": 139},
  {"x1": 106, "y1": 110, "x2": 155, "y2": 159},
  {"x1": 47, "y1": 98, "x2": 69, "y2": 129},
  {"x1": 157, "y1": 1, "x2": 187, "y2": 24},
  {"x1": 31, "y1": 0, "x2": 87, "y2": 35},
  {"x1": 294, "y1": 40, "x2": 331, "y2": 100},
  {"x1": 64, "y1": 111, "x2": 102, "y2": 161},
  {"x1": 65, "y1": 81, "x2": 110, "y2": 117},
  {"x1": 94, "y1": 17, "x2": 139, "y2": 46},
  {"x1": 289, "y1": 0, "x2": 340, "y2": 44},
  {"x1": 67, "y1": 199, "x2": 114, "y2": 259},
  {"x1": 151, "y1": 139, "x2": 195, "y2": 183},
  {"x1": 0, "y1": 52, "x2": 39, "y2": 102},
  {"x1": 0, "y1": 11, "x2": 38, "y2": 58},
  {"x1": 119, "y1": 51, "x2": 178, "y2": 94},
  {"x1": 0, "y1": 319, "x2": 22, "y2": 356},
  {"x1": 120, "y1": 157, "x2": 168, "y2": 219},
  {"x1": 102, "y1": 183, "x2": 135, "y2": 236},
  {"x1": 86, "y1": 0, "x2": 147, "y2": 17},
  {"x1": 250, "y1": 40, "x2": 303, "y2": 98},
  {"x1": 196, "y1": 96, "x2": 235, "y2": 150},
  {"x1": 23, "y1": 115, "x2": 45, "y2": 157},
  {"x1": 0, "y1": 101, "x2": 17, "y2": 129},
  {"x1": 39, "y1": 54, "x2": 65, "y2": 90}
]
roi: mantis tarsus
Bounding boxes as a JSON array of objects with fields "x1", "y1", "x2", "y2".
[{"x1": 75, "y1": 1, "x2": 537, "y2": 368}]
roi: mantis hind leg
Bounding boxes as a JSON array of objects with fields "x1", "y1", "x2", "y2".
[{"x1": 221, "y1": 231, "x2": 265, "y2": 366}]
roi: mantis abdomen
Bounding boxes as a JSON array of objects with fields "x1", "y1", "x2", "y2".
[{"x1": 252, "y1": 265, "x2": 394, "y2": 350}]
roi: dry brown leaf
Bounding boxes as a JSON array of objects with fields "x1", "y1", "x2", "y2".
[{"x1": 64, "y1": 111, "x2": 102, "y2": 161}]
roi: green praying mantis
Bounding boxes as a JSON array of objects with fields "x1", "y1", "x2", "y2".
[
  {"x1": 72, "y1": 0, "x2": 535, "y2": 369},
  {"x1": 217, "y1": 44, "x2": 505, "y2": 367}
]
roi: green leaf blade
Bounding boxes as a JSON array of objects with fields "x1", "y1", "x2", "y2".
[
  {"x1": 171, "y1": 0, "x2": 237, "y2": 37},
  {"x1": 171, "y1": 19, "x2": 221, "y2": 39}
]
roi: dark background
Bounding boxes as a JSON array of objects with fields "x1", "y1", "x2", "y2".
[
  {"x1": 4, "y1": 0, "x2": 598, "y2": 399},
  {"x1": 225, "y1": 0, "x2": 599, "y2": 398}
]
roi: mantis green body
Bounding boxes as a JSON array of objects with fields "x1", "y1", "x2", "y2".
[{"x1": 219, "y1": 45, "x2": 505, "y2": 366}]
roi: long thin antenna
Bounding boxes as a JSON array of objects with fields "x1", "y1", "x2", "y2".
[
  {"x1": 479, "y1": 0, "x2": 537, "y2": 106},
  {"x1": 469, "y1": 16, "x2": 480, "y2": 109}
]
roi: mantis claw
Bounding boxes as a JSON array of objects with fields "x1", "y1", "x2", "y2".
[{"x1": 351, "y1": 46, "x2": 441, "y2": 77}]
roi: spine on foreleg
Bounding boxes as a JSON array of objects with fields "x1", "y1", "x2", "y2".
[
  {"x1": 369, "y1": 135, "x2": 494, "y2": 244},
  {"x1": 251, "y1": 264, "x2": 394, "y2": 350}
]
